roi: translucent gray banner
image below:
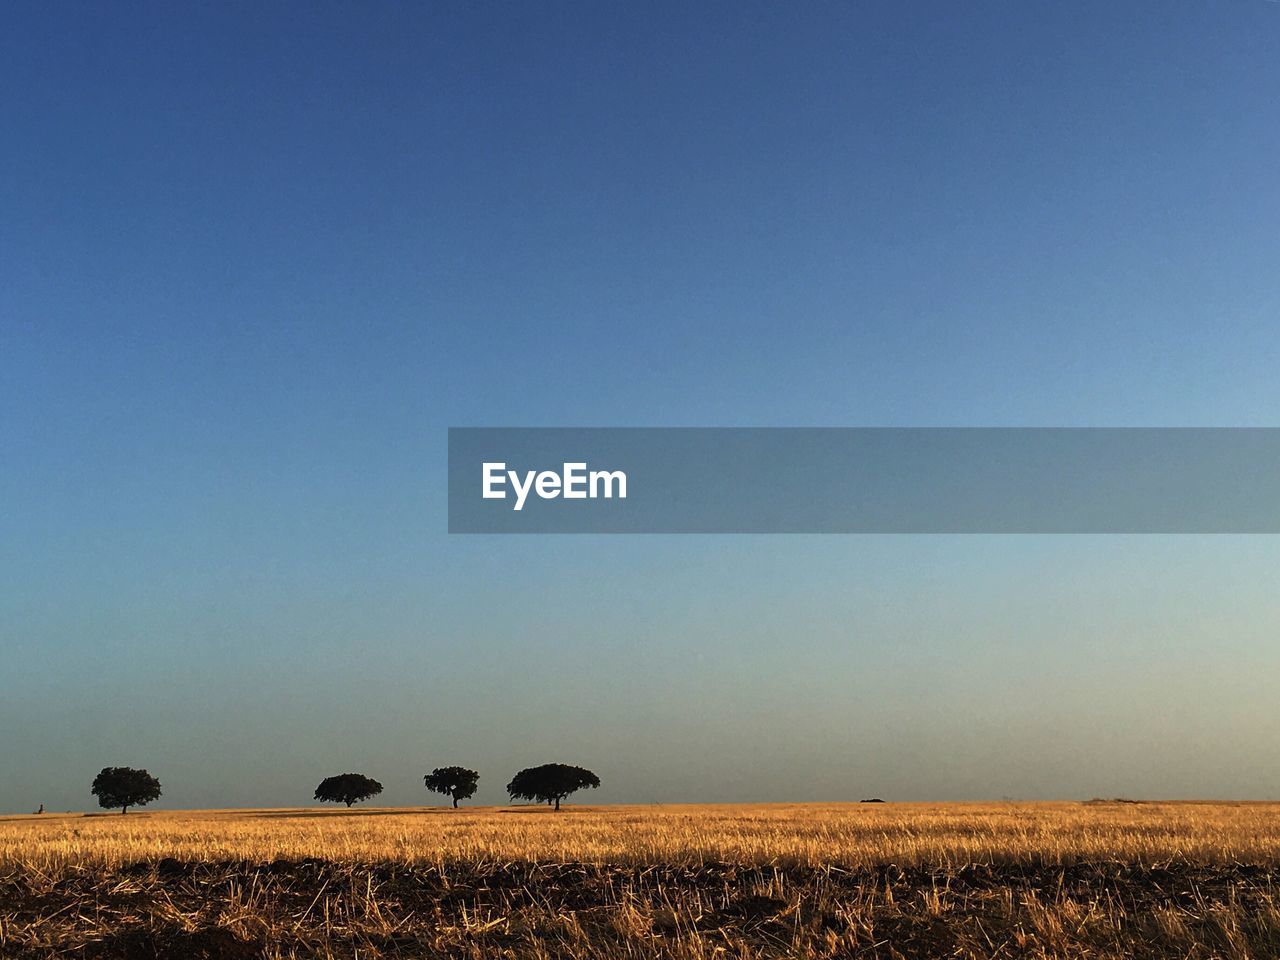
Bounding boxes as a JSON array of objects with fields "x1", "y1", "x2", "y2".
[{"x1": 447, "y1": 428, "x2": 1280, "y2": 533}]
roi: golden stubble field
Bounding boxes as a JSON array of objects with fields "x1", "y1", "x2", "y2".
[
  {"x1": 3, "y1": 801, "x2": 1280, "y2": 959},
  {"x1": 4, "y1": 801, "x2": 1280, "y2": 871}
]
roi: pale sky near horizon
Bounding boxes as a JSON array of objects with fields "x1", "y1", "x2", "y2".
[{"x1": 3, "y1": 2, "x2": 1280, "y2": 813}]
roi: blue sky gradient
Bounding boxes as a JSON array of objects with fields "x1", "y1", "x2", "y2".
[{"x1": 2, "y1": 2, "x2": 1279, "y2": 811}]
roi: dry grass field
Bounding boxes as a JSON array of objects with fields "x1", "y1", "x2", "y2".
[{"x1": 3, "y1": 801, "x2": 1280, "y2": 958}]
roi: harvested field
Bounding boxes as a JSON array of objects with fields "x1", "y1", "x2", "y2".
[{"x1": 2, "y1": 803, "x2": 1279, "y2": 958}]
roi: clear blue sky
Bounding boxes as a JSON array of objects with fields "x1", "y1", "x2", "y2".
[{"x1": 2, "y1": 2, "x2": 1279, "y2": 812}]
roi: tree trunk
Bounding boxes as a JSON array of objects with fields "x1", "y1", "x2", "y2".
[
  {"x1": 346, "y1": 800, "x2": 353, "y2": 807},
  {"x1": 121, "y1": 806, "x2": 128, "y2": 815},
  {"x1": 452, "y1": 796, "x2": 458, "y2": 808},
  {"x1": 554, "y1": 796, "x2": 561, "y2": 811}
]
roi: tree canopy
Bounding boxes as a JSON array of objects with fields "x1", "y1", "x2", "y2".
[
  {"x1": 314, "y1": 773, "x2": 383, "y2": 807},
  {"x1": 91, "y1": 766, "x2": 162, "y2": 814},
  {"x1": 423, "y1": 766, "x2": 479, "y2": 807},
  {"x1": 506, "y1": 763, "x2": 600, "y2": 810}
]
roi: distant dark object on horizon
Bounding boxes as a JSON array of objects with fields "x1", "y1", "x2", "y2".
[
  {"x1": 91, "y1": 767, "x2": 162, "y2": 815},
  {"x1": 507, "y1": 763, "x2": 600, "y2": 811},
  {"x1": 424, "y1": 766, "x2": 480, "y2": 808},
  {"x1": 861, "y1": 798, "x2": 885, "y2": 803},
  {"x1": 1085, "y1": 797, "x2": 1145, "y2": 805},
  {"x1": 314, "y1": 773, "x2": 383, "y2": 808}
]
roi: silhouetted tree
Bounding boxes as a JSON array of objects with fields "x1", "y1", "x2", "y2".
[
  {"x1": 314, "y1": 773, "x2": 382, "y2": 807},
  {"x1": 506, "y1": 763, "x2": 600, "y2": 811},
  {"x1": 423, "y1": 766, "x2": 479, "y2": 808},
  {"x1": 91, "y1": 767, "x2": 162, "y2": 815}
]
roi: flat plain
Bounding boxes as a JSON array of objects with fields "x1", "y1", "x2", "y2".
[{"x1": 3, "y1": 801, "x2": 1279, "y2": 958}]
